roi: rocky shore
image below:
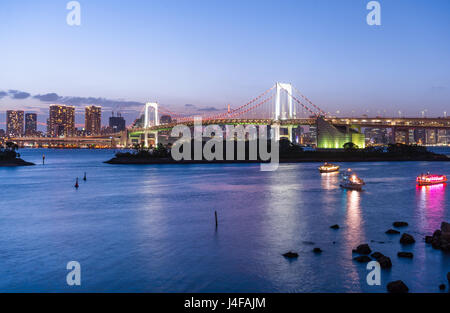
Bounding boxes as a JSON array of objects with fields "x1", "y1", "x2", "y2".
[{"x1": 283, "y1": 220, "x2": 450, "y2": 293}]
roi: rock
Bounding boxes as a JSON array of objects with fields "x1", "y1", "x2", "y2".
[
  {"x1": 371, "y1": 252, "x2": 384, "y2": 260},
  {"x1": 353, "y1": 255, "x2": 372, "y2": 263},
  {"x1": 387, "y1": 280, "x2": 409, "y2": 293},
  {"x1": 330, "y1": 224, "x2": 340, "y2": 229},
  {"x1": 378, "y1": 256, "x2": 392, "y2": 269},
  {"x1": 283, "y1": 251, "x2": 298, "y2": 258},
  {"x1": 313, "y1": 247, "x2": 322, "y2": 253},
  {"x1": 386, "y1": 229, "x2": 401, "y2": 235},
  {"x1": 397, "y1": 252, "x2": 414, "y2": 259},
  {"x1": 433, "y1": 229, "x2": 442, "y2": 239},
  {"x1": 441, "y1": 221, "x2": 450, "y2": 233},
  {"x1": 393, "y1": 221, "x2": 409, "y2": 228},
  {"x1": 400, "y1": 233, "x2": 415, "y2": 245},
  {"x1": 355, "y1": 244, "x2": 372, "y2": 255},
  {"x1": 439, "y1": 284, "x2": 446, "y2": 291},
  {"x1": 425, "y1": 236, "x2": 433, "y2": 244}
]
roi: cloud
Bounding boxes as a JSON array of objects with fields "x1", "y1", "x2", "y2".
[
  {"x1": 197, "y1": 106, "x2": 220, "y2": 112},
  {"x1": 32, "y1": 92, "x2": 144, "y2": 108},
  {"x1": 8, "y1": 90, "x2": 31, "y2": 99},
  {"x1": 0, "y1": 91, "x2": 7, "y2": 99},
  {"x1": 33, "y1": 93, "x2": 61, "y2": 102}
]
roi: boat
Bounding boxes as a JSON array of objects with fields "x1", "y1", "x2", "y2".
[
  {"x1": 416, "y1": 173, "x2": 447, "y2": 186},
  {"x1": 319, "y1": 162, "x2": 340, "y2": 173},
  {"x1": 340, "y1": 169, "x2": 365, "y2": 190}
]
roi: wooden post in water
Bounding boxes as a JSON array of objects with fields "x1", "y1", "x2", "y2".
[{"x1": 215, "y1": 211, "x2": 218, "y2": 228}]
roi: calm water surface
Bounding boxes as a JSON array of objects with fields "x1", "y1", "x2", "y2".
[{"x1": 0, "y1": 149, "x2": 449, "y2": 292}]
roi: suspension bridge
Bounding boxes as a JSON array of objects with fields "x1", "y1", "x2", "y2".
[{"x1": 128, "y1": 82, "x2": 450, "y2": 148}]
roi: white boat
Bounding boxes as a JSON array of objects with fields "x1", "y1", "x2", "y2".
[
  {"x1": 340, "y1": 169, "x2": 365, "y2": 190},
  {"x1": 318, "y1": 162, "x2": 340, "y2": 173}
]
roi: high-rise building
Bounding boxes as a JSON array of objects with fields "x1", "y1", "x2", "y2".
[
  {"x1": 85, "y1": 106, "x2": 102, "y2": 135},
  {"x1": 47, "y1": 105, "x2": 75, "y2": 137},
  {"x1": 6, "y1": 110, "x2": 24, "y2": 137},
  {"x1": 25, "y1": 113, "x2": 37, "y2": 136},
  {"x1": 109, "y1": 112, "x2": 126, "y2": 132}
]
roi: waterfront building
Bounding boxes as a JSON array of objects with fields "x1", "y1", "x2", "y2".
[
  {"x1": 6, "y1": 110, "x2": 24, "y2": 137},
  {"x1": 437, "y1": 129, "x2": 450, "y2": 145},
  {"x1": 109, "y1": 112, "x2": 126, "y2": 132},
  {"x1": 364, "y1": 128, "x2": 387, "y2": 145},
  {"x1": 47, "y1": 105, "x2": 75, "y2": 137},
  {"x1": 425, "y1": 129, "x2": 437, "y2": 145},
  {"x1": 25, "y1": 113, "x2": 37, "y2": 136},
  {"x1": 414, "y1": 129, "x2": 426, "y2": 145},
  {"x1": 316, "y1": 117, "x2": 365, "y2": 149},
  {"x1": 85, "y1": 105, "x2": 102, "y2": 135}
]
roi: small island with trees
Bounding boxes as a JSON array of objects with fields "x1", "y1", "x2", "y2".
[
  {"x1": 105, "y1": 139, "x2": 450, "y2": 165},
  {"x1": 0, "y1": 142, "x2": 35, "y2": 167}
]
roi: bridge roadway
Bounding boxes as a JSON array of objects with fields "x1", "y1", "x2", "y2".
[{"x1": 131, "y1": 117, "x2": 450, "y2": 133}]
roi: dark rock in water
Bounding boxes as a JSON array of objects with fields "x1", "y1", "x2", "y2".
[
  {"x1": 393, "y1": 221, "x2": 409, "y2": 228},
  {"x1": 330, "y1": 224, "x2": 340, "y2": 229},
  {"x1": 441, "y1": 221, "x2": 450, "y2": 233},
  {"x1": 447, "y1": 272, "x2": 450, "y2": 284},
  {"x1": 333, "y1": 241, "x2": 336, "y2": 244},
  {"x1": 386, "y1": 229, "x2": 401, "y2": 235},
  {"x1": 371, "y1": 252, "x2": 384, "y2": 260},
  {"x1": 425, "y1": 236, "x2": 433, "y2": 244},
  {"x1": 353, "y1": 255, "x2": 372, "y2": 263},
  {"x1": 355, "y1": 244, "x2": 372, "y2": 255},
  {"x1": 313, "y1": 247, "x2": 322, "y2": 253},
  {"x1": 400, "y1": 233, "x2": 415, "y2": 245},
  {"x1": 387, "y1": 280, "x2": 409, "y2": 293},
  {"x1": 439, "y1": 284, "x2": 446, "y2": 291},
  {"x1": 283, "y1": 251, "x2": 298, "y2": 259},
  {"x1": 433, "y1": 229, "x2": 442, "y2": 238},
  {"x1": 397, "y1": 252, "x2": 414, "y2": 259},
  {"x1": 378, "y1": 256, "x2": 392, "y2": 269}
]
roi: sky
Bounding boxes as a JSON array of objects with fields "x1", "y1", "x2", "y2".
[{"x1": 1, "y1": 0, "x2": 449, "y2": 129}]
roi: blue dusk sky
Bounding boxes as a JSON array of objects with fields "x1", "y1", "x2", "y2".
[{"x1": 0, "y1": 0, "x2": 449, "y2": 128}]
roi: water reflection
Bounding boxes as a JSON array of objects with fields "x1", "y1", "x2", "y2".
[
  {"x1": 320, "y1": 172, "x2": 340, "y2": 190},
  {"x1": 416, "y1": 183, "x2": 447, "y2": 231},
  {"x1": 344, "y1": 190, "x2": 363, "y2": 245}
]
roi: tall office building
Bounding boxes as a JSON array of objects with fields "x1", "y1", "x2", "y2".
[
  {"x1": 85, "y1": 106, "x2": 102, "y2": 135},
  {"x1": 47, "y1": 105, "x2": 75, "y2": 137},
  {"x1": 109, "y1": 112, "x2": 126, "y2": 132},
  {"x1": 6, "y1": 110, "x2": 24, "y2": 137},
  {"x1": 25, "y1": 113, "x2": 37, "y2": 136}
]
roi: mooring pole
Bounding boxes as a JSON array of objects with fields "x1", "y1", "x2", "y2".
[{"x1": 215, "y1": 211, "x2": 218, "y2": 228}]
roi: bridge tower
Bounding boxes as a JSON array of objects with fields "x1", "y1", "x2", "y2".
[
  {"x1": 275, "y1": 83, "x2": 296, "y2": 142},
  {"x1": 275, "y1": 82, "x2": 295, "y2": 121},
  {"x1": 144, "y1": 102, "x2": 159, "y2": 147},
  {"x1": 144, "y1": 102, "x2": 159, "y2": 127}
]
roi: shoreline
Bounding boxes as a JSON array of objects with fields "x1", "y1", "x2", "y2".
[
  {"x1": 0, "y1": 158, "x2": 35, "y2": 167},
  {"x1": 105, "y1": 154, "x2": 450, "y2": 165}
]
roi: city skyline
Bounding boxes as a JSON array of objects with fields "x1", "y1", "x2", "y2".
[{"x1": 1, "y1": 0, "x2": 450, "y2": 128}]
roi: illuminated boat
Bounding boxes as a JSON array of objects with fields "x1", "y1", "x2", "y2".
[
  {"x1": 416, "y1": 173, "x2": 447, "y2": 186},
  {"x1": 340, "y1": 169, "x2": 365, "y2": 190},
  {"x1": 319, "y1": 162, "x2": 340, "y2": 173}
]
